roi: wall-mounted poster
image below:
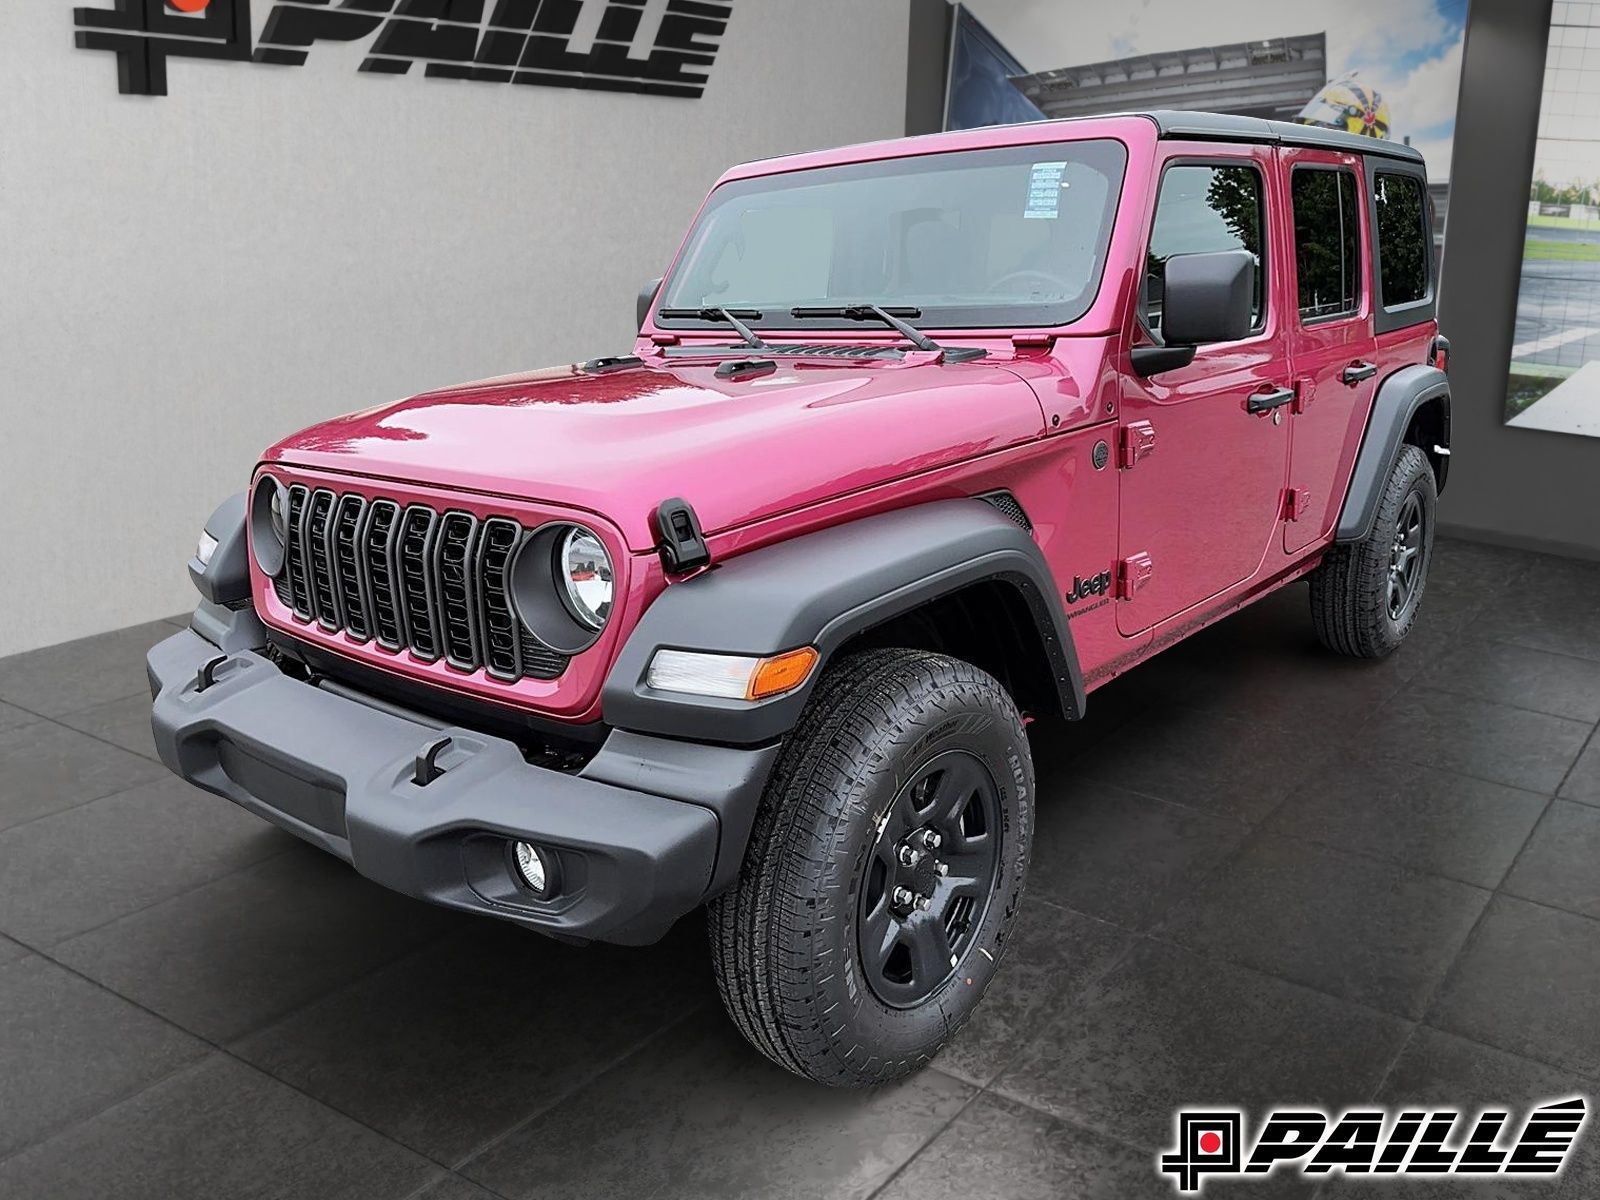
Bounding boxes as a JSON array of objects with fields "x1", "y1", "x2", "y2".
[
  {"x1": 957, "y1": 0, "x2": 1468, "y2": 253},
  {"x1": 1506, "y1": 3, "x2": 1600, "y2": 440}
]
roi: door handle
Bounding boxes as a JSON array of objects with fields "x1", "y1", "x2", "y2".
[
  {"x1": 1341, "y1": 361, "x2": 1378, "y2": 386},
  {"x1": 1247, "y1": 386, "x2": 1296, "y2": 415}
]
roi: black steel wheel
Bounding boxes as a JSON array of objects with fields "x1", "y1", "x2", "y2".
[
  {"x1": 1310, "y1": 443, "x2": 1436, "y2": 658},
  {"x1": 1387, "y1": 490, "x2": 1426, "y2": 622},
  {"x1": 709, "y1": 648, "x2": 1033, "y2": 1087},
  {"x1": 858, "y1": 750, "x2": 1002, "y2": 1009}
]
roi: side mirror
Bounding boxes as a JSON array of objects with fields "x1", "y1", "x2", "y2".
[
  {"x1": 637, "y1": 277, "x2": 663, "y2": 331},
  {"x1": 1132, "y1": 249, "x2": 1255, "y2": 376}
]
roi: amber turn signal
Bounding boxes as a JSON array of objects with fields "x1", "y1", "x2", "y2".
[{"x1": 748, "y1": 647, "x2": 820, "y2": 700}]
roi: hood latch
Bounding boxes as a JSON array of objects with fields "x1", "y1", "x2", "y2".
[{"x1": 655, "y1": 497, "x2": 712, "y2": 575}]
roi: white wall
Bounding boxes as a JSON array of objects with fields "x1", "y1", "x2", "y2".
[{"x1": 0, "y1": 2, "x2": 910, "y2": 657}]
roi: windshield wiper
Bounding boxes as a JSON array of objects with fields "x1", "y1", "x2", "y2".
[
  {"x1": 789, "y1": 305, "x2": 986, "y2": 361},
  {"x1": 657, "y1": 306, "x2": 768, "y2": 350}
]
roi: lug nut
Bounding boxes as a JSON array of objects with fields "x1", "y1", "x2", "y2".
[
  {"x1": 915, "y1": 895, "x2": 932, "y2": 911},
  {"x1": 919, "y1": 829, "x2": 942, "y2": 851},
  {"x1": 936, "y1": 862, "x2": 949, "y2": 877},
  {"x1": 892, "y1": 886, "x2": 916, "y2": 910},
  {"x1": 898, "y1": 845, "x2": 923, "y2": 868}
]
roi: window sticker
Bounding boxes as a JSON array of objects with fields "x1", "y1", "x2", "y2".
[{"x1": 1025, "y1": 161, "x2": 1069, "y2": 219}]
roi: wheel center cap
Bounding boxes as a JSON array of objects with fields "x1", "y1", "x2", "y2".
[{"x1": 908, "y1": 854, "x2": 940, "y2": 898}]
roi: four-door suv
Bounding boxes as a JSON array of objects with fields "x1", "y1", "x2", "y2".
[{"x1": 151, "y1": 110, "x2": 1450, "y2": 1086}]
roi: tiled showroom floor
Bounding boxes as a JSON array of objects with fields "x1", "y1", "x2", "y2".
[{"x1": 1, "y1": 537, "x2": 1598, "y2": 1199}]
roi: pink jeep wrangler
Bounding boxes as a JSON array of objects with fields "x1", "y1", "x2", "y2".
[{"x1": 152, "y1": 110, "x2": 1450, "y2": 1086}]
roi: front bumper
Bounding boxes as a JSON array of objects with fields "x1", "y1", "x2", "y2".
[{"x1": 148, "y1": 628, "x2": 777, "y2": 945}]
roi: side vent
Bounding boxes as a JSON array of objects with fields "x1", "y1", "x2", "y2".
[{"x1": 977, "y1": 490, "x2": 1033, "y2": 533}]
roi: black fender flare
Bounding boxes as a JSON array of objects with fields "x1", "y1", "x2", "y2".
[
  {"x1": 602, "y1": 500, "x2": 1085, "y2": 745},
  {"x1": 188, "y1": 492, "x2": 252, "y2": 607},
  {"x1": 1336, "y1": 364, "x2": 1450, "y2": 544}
]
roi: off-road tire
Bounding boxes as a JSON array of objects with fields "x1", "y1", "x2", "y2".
[
  {"x1": 1310, "y1": 443, "x2": 1436, "y2": 658},
  {"x1": 708, "y1": 648, "x2": 1034, "y2": 1087}
]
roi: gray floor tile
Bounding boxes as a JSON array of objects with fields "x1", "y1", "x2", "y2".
[
  {"x1": 0, "y1": 955, "x2": 207, "y2": 1158},
  {"x1": 412, "y1": 1177, "x2": 504, "y2": 1200},
  {"x1": 1157, "y1": 834, "x2": 1490, "y2": 1019},
  {"x1": 0, "y1": 719, "x2": 168, "y2": 833},
  {"x1": 1427, "y1": 895, "x2": 1600, "y2": 1077},
  {"x1": 1027, "y1": 784, "x2": 1251, "y2": 931},
  {"x1": 1359, "y1": 687, "x2": 1591, "y2": 795},
  {"x1": 460, "y1": 1007, "x2": 973, "y2": 1200},
  {"x1": 0, "y1": 620, "x2": 177, "y2": 717},
  {"x1": 1561, "y1": 739, "x2": 1600, "y2": 806},
  {"x1": 1501, "y1": 801, "x2": 1600, "y2": 922},
  {"x1": 935, "y1": 901, "x2": 1135, "y2": 1087},
  {"x1": 1417, "y1": 639, "x2": 1600, "y2": 722},
  {"x1": 1263, "y1": 757, "x2": 1548, "y2": 889},
  {"x1": 54, "y1": 848, "x2": 470, "y2": 1042},
  {"x1": 235, "y1": 917, "x2": 718, "y2": 1165},
  {"x1": 874, "y1": 1093, "x2": 1166, "y2": 1200},
  {"x1": 56, "y1": 693, "x2": 161, "y2": 761},
  {"x1": 0, "y1": 699, "x2": 38, "y2": 733},
  {"x1": 1074, "y1": 705, "x2": 1342, "y2": 823},
  {"x1": 0, "y1": 1055, "x2": 436, "y2": 1200},
  {"x1": 0, "y1": 932, "x2": 29, "y2": 965},
  {"x1": 1344, "y1": 1025, "x2": 1600, "y2": 1199},
  {"x1": 1142, "y1": 625, "x2": 1407, "y2": 737},
  {"x1": 1426, "y1": 537, "x2": 1542, "y2": 596},
  {"x1": 1470, "y1": 559, "x2": 1600, "y2": 664},
  {"x1": 0, "y1": 775, "x2": 292, "y2": 946},
  {"x1": 993, "y1": 941, "x2": 1411, "y2": 1149}
]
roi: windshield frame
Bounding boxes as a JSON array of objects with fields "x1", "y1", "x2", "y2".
[{"x1": 653, "y1": 137, "x2": 1131, "y2": 335}]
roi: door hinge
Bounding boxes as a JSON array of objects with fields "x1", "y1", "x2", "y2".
[
  {"x1": 1283, "y1": 487, "x2": 1311, "y2": 522},
  {"x1": 1119, "y1": 421, "x2": 1157, "y2": 470},
  {"x1": 1116, "y1": 552, "x2": 1155, "y2": 599},
  {"x1": 1292, "y1": 378, "x2": 1311, "y2": 415}
]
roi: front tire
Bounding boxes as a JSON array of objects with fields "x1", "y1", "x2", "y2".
[
  {"x1": 708, "y1": 648, "x2": 1033, "y2": 1086},
  {"x1": 1310, "y1": 442, "x2": 1437, "y2": 658}
]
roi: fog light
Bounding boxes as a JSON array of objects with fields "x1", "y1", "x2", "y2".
[
  {"x1": 195, "y1": 530, "x2": 219, "y2": 568},
  {"x1": 512, "y1": 841, "x2": 555, "y2": 898}
]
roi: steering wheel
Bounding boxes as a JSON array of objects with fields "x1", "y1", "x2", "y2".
[{"x1": 987, "y1": 268, "x2": 1072, "y2": 296}]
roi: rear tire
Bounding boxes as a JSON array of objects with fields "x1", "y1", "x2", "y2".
[
  {"x1": 708, "y1": 648, "x2": 1033, "y2": 1087},
  {"x1": 1310, "y1": 443, "x2": 1436, "y2": 658}
]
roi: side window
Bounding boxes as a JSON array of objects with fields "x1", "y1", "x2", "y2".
[
  {"x1": 1292, "y1": 169, "x2": 1362, "y2": 321},
  {"x1": 1145, "y1": 163, "x2": 1265, "y2": 340},
  {"x1": 1374, "y1": 172, "x2": 1429, "y2": 307}
]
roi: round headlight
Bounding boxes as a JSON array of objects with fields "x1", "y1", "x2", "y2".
[
  {"x1": 557, "y1": 527, "x2": 613, "y2": 630},
  {"x1": 249, "y1": 474, "x2": 289, "y2": 578}
]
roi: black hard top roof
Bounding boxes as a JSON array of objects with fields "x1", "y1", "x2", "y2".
[{"x1": 1137, "y1": 109, "x2": 1426, "y2": 165}]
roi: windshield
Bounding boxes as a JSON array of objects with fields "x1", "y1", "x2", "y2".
[{"x1": 656, "y1": 139, "x2": 1129, "y2": 332}]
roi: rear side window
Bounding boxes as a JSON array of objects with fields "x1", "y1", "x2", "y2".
[
  {"x1": 1292, "y1": 169, "x2": 1362, "y2": 321},
  {"x1": 1374, "y1": 172, "x2": 1429, "y2": 307},
  {"x1": 1144, "y1": 163, "x2": 1266, "y2": 338}
]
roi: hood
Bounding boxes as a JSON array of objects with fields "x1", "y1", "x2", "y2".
[{"x1": 264, "y1": 354, "x2": 1049, "y2": 550}]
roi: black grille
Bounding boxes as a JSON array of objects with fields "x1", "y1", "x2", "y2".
[
  {"x1": 272, "y1": 486, "x2": 568, "y2": 682},
  {"x1": 331, "y1": 495, "x2": 369, "y2": 642}
]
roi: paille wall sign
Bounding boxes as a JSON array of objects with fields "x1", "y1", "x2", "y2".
[{"x1": 73, "y1": 0, "x2": 731, "y2": 98}]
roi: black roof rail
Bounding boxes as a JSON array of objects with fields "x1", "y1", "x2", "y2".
[{"x1": 1135, "y1": 109, "x2": 1426, "y2": 164}]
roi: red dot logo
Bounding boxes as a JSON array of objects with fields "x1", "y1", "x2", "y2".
[
  {"x1": 168, "y1": 0, "x2": 210, "y2": 12},
  {"x1": 1199, "y1": 1132, "x2": 1223, "y2": 1155}
]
